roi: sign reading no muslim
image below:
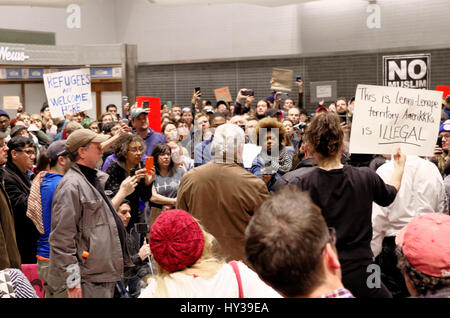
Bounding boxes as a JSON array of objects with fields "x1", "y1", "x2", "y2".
[
  {"x1": 43, "y1": 68, "x2": 92, "y2": 118},
  {"x1": 349, "y1": 84, "x2": 443, "y2": 157}
]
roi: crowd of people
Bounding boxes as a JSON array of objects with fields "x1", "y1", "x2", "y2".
[{"x1": 0, "y1": 77, "x2": 449, "y2": 299}]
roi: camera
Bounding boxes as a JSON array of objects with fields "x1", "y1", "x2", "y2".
[
  {"x1": 130, "y1": 168, "x2": 137, "y2": 176},
  {"x1": 446, "y1": 95, "x2": 450, "y2": 104},
  {"x1": 142, "y1": 101, "x2": 149, "y2": 108},
  {"x1": 293, "y1": 121, "x2": 308, "y2": 134},
  {"x1": 296, "y1": 76, "x2": 302, "y2": 82},
  {"x1": 242, "y1": 89, "x2": 254, "y2": 96}
]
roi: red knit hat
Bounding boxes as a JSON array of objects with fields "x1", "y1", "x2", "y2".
[{"x1": 149, "y1": 209, "x2": 205, "y2": 273}]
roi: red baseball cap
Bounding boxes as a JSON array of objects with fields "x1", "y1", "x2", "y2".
[
  {"x1": 315, "y1": 106, "x2": 328, "y2": 113},
  {"x1": 395, "y1": 213, "x2": 450, "y2": 278},
  {"x1": 149, "y1": 209, "x2": 205, "y2": 273}
]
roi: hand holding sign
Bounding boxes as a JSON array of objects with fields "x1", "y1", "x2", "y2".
[
  {"x1": 349, "y1": 84, "x2": 443, "y2": 157},
  {"x1": 43, "y1": 68, "x2": 92, "y2": 118},
  {"x1": 271, "y1": 68, "x2": 293, "y2": 92}
]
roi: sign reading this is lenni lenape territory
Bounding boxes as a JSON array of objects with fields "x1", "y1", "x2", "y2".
[
  {"x1": 349, "y1": 84, "x2": 443, "y2": 156},
  {"x1": 43, "y1": 68, "x2": 92, "y2": 118}
]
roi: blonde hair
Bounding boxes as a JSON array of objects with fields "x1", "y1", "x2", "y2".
[{"x1": 146, "y1": 222, "x2": 225, "y2": 298}]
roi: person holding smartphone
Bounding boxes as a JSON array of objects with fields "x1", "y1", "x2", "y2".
[
  {"x1": 104, "y1": 134, "x2": 155, "y2": 231},
  {"x1": 430, "y1": 119, "x2": 450, "y2": 176}
]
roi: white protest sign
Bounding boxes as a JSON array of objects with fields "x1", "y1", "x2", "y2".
[
  {"x1": 349, "y1": 84, "x2": 443, "y2": 156},
  {"x1": 43, "y1": 68, "x2": 92, "y2": 118}
]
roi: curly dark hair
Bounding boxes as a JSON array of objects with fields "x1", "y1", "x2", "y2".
[
  {"x1": 396, "y1": 246, "x2": 450, "y2": 296},
  {"x1": 304, "y1": 112, "x2": 343, "y2": 159},
  {"x1": 255, "y1": 117, "x2": 287, "y2": 151},
  {"x1": 113, "y1": 134, "x2": 146, "y2": 162}
]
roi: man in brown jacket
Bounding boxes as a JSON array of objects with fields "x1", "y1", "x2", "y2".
[
  {"x1": 0, "y1": 132, "x2": 21, "y2": 270},
  {"x1": 177, "y1": 124, "x2": 269, "y2": 263}
]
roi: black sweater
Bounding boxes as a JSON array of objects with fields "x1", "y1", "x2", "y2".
[{"x1": 288, "y1": 165, "x2": 397, "y2": 261}]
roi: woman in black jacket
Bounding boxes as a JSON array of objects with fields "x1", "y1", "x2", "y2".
[
  {"x1": 285, "y1": 112, "x2": 406, "y2": 298},
  {"x1": 105, "y1": 134, "x2": 154, "y2": 232}
]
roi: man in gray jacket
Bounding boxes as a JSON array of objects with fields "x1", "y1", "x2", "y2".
[{"x1": 48, "y1": 129, "x2": 132, "y2": 298}]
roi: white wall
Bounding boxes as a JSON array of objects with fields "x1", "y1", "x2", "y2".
[
  {"x1": 114, "y1": 0, "x2": 301, "y2": 63},
  {"x1": 1, "y1": 0, "x2": 450, "y2": 63},
  {"x1": 299, "y1": 0, "x2": 450, "y2": 55},
  {"x1": 0, "y1": 0, "x2": 117, "y2": 45},
  {"x1": 114, "y1": 0, "x2": 450, "y2": 63}
]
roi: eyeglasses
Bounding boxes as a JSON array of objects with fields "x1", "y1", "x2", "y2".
[
  {"x1": 17, "y1": 149, "x2": 35, "y2": 156},
  {"x1": 441, "y1": 134, "x2": 450, "y2": 139}
]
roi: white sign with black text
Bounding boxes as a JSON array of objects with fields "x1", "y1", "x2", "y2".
[
  {"x1": 349, "y1": 84, "x2": 442, "y2": 157},
  {"x1": 382, "y1": 54, "x2": 430, "y2": 90}
]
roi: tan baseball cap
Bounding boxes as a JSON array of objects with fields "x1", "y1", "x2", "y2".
[{"x1": 66, "y1": 128, "x2": 110, "y2": 153}]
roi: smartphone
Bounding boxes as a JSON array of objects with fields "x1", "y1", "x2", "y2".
[
  {"x1": 134, "y1": 223, "x2": 150, "y2": 235},
  {"x1": 296, "y1": 76, "x2": 302, "y2": 82},
  {"x1": 242, "y1": 89, "x2": 254, "y2": 96},
  {"x1": 437, "y1": 136, "x2": 443, "y2": 148},
  {"x1": 194, "y1": 87, "x2": 201, "y2": 93},
  {"x1": 130, "y1": 168, "x2": 137, "y2": 176},
  {"x1": 143, "y1": 100, "x2": 149, "y2": 108},
  {"x1": 338, "y1": 114, "x2": 347, "y2": 123},
  {"x1": 279, "y1": 92, "x2": 288, "y2": 99},
  {"x1": 145, "y1": 156, "x2": 154, "y2": 174}
]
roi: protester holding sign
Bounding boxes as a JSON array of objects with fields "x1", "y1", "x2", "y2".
[
  {"x1": 43, "y1": 69, "x2": 93, "y2": 119},
  {"x1": 349, "y1": 84, "x2": 442, "y2": 157},
  {"x1": 281, "y1": 111, "x2": 406, "y2": 298}
]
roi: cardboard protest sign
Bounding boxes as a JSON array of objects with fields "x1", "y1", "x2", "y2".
[
  {"x1": 271, "y1": 68, "x2": 293, "y2": 92},
  {"x1": 349, "y1": 84, "x2": 442, "y2": 156},
  {"x1": 135, "y1": 96, "x2": 162, "y2": 133},
  {"x1": 43, "y1": 68, "x2": 92, "y2": 118},
  {"x1": 2, "y1": 96, "x2": 20, "y2": 110},
  {"x1": 214, "y1": 87, "x2": 233, "y2": 102}
]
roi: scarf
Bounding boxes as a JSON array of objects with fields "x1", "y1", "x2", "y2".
[{"x1": 26, "y1": 171, "x2": 47, "y2": 234}]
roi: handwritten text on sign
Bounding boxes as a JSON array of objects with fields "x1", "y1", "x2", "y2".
[
  {"x1": 43, "y1": 68, "x2": 92, "y2": 118},
  {"x1": 349, "y1": 84, "x2": 442, "y2": 156}
]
